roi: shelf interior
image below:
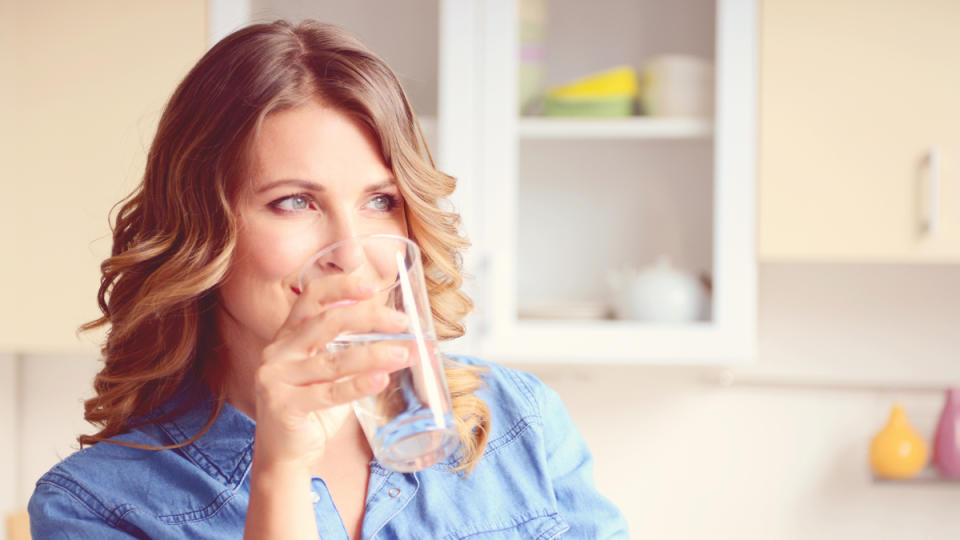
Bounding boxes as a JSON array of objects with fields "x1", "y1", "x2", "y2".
[{"x1": 516, "y1": 138, "x2": 715, "y2": 323}]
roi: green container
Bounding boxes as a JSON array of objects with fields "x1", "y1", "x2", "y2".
[{"x1": 543, "y1": 95, "x2": 636, "y2": 117}]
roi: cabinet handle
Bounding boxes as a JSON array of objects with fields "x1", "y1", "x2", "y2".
[{"x1": 923, "y1": 146, "x2": 941, "y2": 235}]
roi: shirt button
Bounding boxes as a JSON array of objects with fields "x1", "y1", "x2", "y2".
[
  {"x1": 311, "y1": 491, "x2": 321, "y2": 504},
  {"x1": 388, "y1": 488, "x2": 401, "y2": 498}
]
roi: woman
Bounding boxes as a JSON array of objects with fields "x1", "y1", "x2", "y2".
[{"x1": 29, "y1": 20, "x2": 628, "y2": 539}]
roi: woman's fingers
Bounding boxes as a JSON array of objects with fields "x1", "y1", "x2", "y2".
[
  {"x1": 270, "y1": 301, "x2": 409, "y2": 361},
  {"x1": 275, "y1": 341, "x2": 412, "y2": 386},
  {"x1": 255, "y1": 271, "x2": 413, "y2": 425},
  {"x1": 281, "y1": 274, "x2": 377, "y2": 331},
  {"x1": 288, "y1": 370, "x2": 392, "y2": 412}
]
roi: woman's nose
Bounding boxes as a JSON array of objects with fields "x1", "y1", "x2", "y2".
[
  {"x1": 316, "y1": 209, "x2": 362, "y2": 273},
  {"x1": 322, "y1": 239, "x2": 366, "y2": 273}
]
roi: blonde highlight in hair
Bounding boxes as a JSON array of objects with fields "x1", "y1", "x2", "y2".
[{"x1": 80, "y1": 20, "x2": 490, "y2": 473}]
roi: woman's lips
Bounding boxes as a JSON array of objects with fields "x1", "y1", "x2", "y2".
[{"x1": 290, "y1": 286, "x2": 358, "y2": 309}]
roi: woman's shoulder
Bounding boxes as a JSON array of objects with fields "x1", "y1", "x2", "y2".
[
  {"x1": 443, "y1": 353, "x2": 573, "y2": 463},
  {"x1": 30, "y1": 428, "x2": 172, "y2": 532},
  {"x1": 405, "y1": 355, "x2": 629, "y2": 539},
  {"x1": 38, "y1": 426, "x2": 166, "y2": 480},
  {"x1": 29, "y1": 409, "x2": 247, "y2": 536},
  {"x1": 444, "y1": 353, "x2": 551, "y2": 421},
  {"x1": 33, "y1": 427, "x2": 181, "y2": 505}
]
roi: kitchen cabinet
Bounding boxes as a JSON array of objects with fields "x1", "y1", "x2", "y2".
[
  {"x1": 759, "y1": 0, "x2": 960, "y2": 261},
  {"x1": 438, "y1": 0, "x2": 757, "y2": 363}
]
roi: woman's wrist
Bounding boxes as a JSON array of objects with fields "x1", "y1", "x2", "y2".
[
  {"x1": 245, "y1": 452, "x2": 319, "y2": 540},
  {"x1": 250, "y1": 450, "x2": 311, "y2": 482}
]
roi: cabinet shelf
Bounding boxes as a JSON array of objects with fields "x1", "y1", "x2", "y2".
[
  {"x1": 709, "y1": 365, "x2": 959, "y2": 393},
  {"x1": 872, "y1": 467, "x2": 960, "y2": 484},
  {"x1": 517, "y1": 116, "x2": 713, "y2": 140}
]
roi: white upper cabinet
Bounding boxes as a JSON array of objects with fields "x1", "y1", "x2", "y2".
[{"x1": 438, "y1": 0, "x2": 757, "y2": 364}]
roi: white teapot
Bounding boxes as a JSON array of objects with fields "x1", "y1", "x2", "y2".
[{"x1": 606, "y1": 256, "x2": 707, "y2": 322}]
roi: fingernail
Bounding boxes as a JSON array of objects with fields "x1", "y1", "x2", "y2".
[
  {"x1": 359, "y1": 282, "x2": 377, "y2": 295},
  {"x1": 391, "y1": 311, "x2": 408, "y2": 326},
  {"x1": 389, "y1": 346, "x2": 409, "y2": 361}
]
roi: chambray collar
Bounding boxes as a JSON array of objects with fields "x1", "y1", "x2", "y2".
[
  {"x1": 149, "y1": 384, "x2": 446, "y2": 491},
  {"x1": 156, "y1": 387, "x2": 256, "y2": 490}
]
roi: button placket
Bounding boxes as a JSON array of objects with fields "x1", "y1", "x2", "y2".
[
  {"x1": 363, "y1": 470, "x2": 420, "y2": 539},
  {"x1": 309, "y1": 477, "x2": 350, "y2": 540}
]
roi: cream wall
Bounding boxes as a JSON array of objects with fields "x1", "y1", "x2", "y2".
[
  {"x1": 1, "y1": 0, "x2": 20, "y2": 347},
  {"x1": 1, "y1": 0, "x2": 207, "y2": 355}
]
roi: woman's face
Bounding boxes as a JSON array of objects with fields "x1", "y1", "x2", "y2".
[{"x1": 216, "y1": 100, "x2": 407, "y2": 349}]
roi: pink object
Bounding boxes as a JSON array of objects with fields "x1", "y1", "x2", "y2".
[{"x1": 933, "y1": 388, "x2": 960, "y2": 478}]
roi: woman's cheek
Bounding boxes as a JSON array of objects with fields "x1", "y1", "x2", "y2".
[
  {"x1": 245, "y1": 214, "x2": 323, "y2": 268},
  {"x1": 257, "y1": 234, "x2": 317, "y2": 283}
]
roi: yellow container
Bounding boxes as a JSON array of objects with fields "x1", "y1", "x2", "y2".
[
  {"x1": 870, "y1": 404, "x2": 929, "y2": 479},
  {"x1": 547, "y1": 66, "x2": 639, "y2": 99}
]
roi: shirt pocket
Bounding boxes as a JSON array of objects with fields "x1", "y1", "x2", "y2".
[{"x1": 442, "y1": 511, "x2": 569, "y2": 540}]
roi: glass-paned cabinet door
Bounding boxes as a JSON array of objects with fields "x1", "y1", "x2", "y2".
[
  {"x1": 517, "y1": 0, "x2": 715, "y2": 323},
  {"x1": 440, "y1": 0, "x2": 757, "y2": 363}
]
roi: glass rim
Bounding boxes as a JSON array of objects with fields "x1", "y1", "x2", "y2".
[{"x1": 297, "y1": 233, "x2": 420, "y2": 294}]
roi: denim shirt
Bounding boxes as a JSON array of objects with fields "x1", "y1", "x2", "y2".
[{"x1": 29, "y1": 356, "x2": 629, "y2": 539}]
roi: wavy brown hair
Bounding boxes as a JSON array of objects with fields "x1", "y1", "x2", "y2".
[{"x1": 80, "y1": 20, "x2": 490, "y2": 473}]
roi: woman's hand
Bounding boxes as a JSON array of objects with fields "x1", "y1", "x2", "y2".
[
  {"x1": 244, "y1": 274, "x2": 410, "y2": 539},
  {"x1": 252, "y1": 274, "x2": 410, "y2": 472}
]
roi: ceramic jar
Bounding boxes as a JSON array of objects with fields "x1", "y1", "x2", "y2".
[
  {"x1": 933, "y1": 388, "x2": 960, "y2": 478},
  {"x1": 606, "y1": 256, "x2": 707, "y2": 322},
  {"x1": 870, "y1": 403, "x2": 929, "y2": 479}
]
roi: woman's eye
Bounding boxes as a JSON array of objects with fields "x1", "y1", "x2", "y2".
[
  {"x1": 270, "y1": 194, "x2": 315, "y2": 212},
  {"x1": 367, "y1": 194, "x2": 400, "y2": 212}
]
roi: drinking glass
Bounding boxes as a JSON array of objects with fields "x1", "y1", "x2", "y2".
[{"x1": 298, "y1": 234, "x2": 458, "y2": 472}]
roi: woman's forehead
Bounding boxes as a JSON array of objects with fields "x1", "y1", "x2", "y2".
[{"x1": 244, "y1": 102, "x2": 393, "y2": 192}]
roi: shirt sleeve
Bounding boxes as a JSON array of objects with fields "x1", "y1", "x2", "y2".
[
  {"x1": 29, "y1": 481, "x2": 143, "y2": 539},
  {"x1": 532, "y1": 375, "x2": 631, "y2": 539}
]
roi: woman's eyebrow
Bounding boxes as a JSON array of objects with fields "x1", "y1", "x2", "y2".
[
  {"x1": 255, "y1": 178, "x2": 397, "y2": 194},
  {"x1": 256, "y1": 179, "x2": 325, "y2": 193},
  {"x1": 363, "y1": 180, "x2": 398, "y2": 193}
]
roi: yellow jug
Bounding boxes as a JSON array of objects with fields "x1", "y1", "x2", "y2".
[{"x1": 870, "y1": 403, "x2": 929, "y2": 479}]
